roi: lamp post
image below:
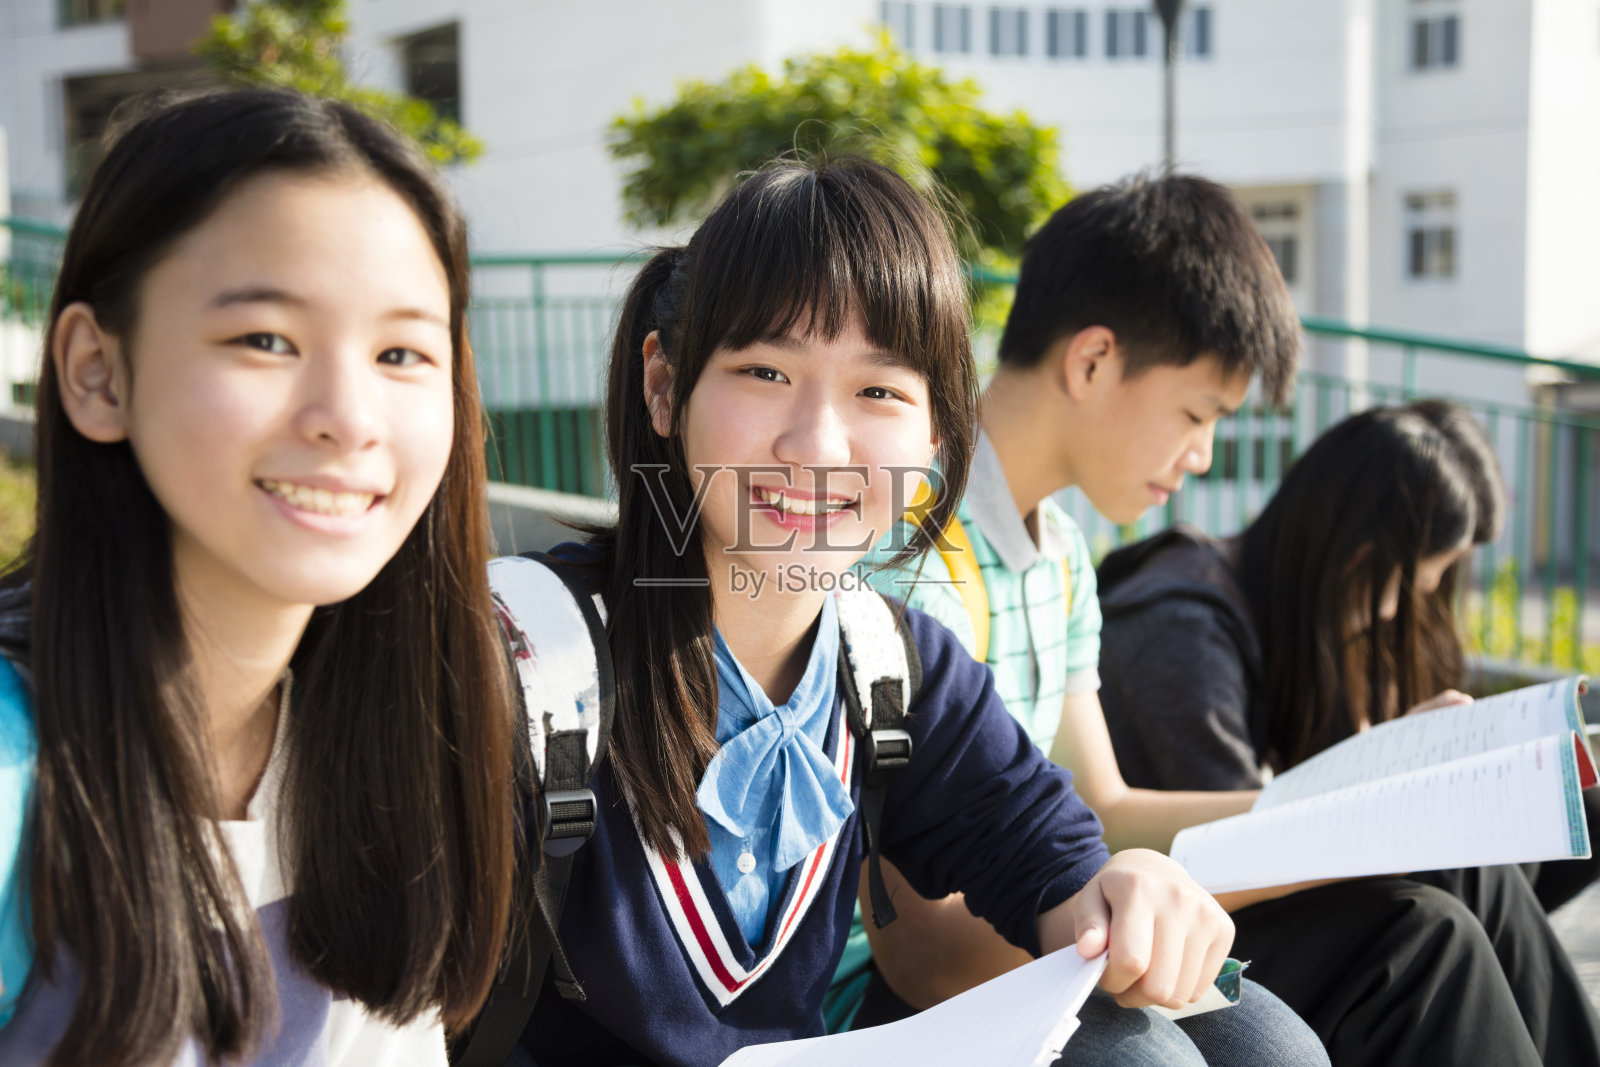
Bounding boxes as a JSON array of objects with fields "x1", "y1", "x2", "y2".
[{"x1": 1154, "y1": 0, "x2": 1185, "y2": 173}]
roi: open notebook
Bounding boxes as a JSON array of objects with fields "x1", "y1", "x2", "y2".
[{"x1": 1171, "y1": 677, "x2": 1595, "y2": 894}]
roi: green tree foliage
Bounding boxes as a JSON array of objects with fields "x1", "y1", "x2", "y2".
[
  {"x1": 198, "y1": 0, "x2": 483, "y2": 165},
  {"x1": 610, "y1": 35, "x2": 1069, "y2": 263}
]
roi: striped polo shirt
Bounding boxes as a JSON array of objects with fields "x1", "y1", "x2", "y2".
[{"x1": 863, "y1": 430, "x2": 1102, "y2": 753}]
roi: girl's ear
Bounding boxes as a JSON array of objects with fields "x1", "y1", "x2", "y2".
[
  {"x1": 52, "y1": 302, "x2": 130, "y2": 443},
  {"x1": 1059, "y1": 325, "x2": 1116, "y2": 402},
  {"x1": 642, "y1": 329, "x2": 674, "y2": 438}
]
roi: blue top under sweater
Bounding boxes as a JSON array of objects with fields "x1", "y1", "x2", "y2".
[
  {"x1": 520, "y1": 546, "x2": 1111, "y2": 1067},
  {"x1": 701, "y1": 594, "x2": 851, "y2": 946}
]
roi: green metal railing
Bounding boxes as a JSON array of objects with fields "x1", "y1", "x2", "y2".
[
  {"x1": 469, "y1": 252, "x2": 638, "y2": 497},
  {"x1": 6, "y1": 220, "x2": 1600, "y2": 672}
]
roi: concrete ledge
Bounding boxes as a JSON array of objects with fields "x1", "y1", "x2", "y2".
[{"x1": 487, "y1": 480, "x2": 615, "y2": 556}]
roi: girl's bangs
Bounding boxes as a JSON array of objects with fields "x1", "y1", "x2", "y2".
[{"x1": 691, "y1": 165, "x2": 967, "y2": 378}]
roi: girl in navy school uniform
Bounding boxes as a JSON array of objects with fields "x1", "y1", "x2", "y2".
[
  {"x1": 518, "y1": 156, "x2": 1324, "y2": 1067},
  {"x1": 0, "y1": 89, "x2": 516, "y2": 1065}
]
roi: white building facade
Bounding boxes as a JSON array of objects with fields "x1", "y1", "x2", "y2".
[{"x1": 1, "y1": 0, "x2": 1596, "y2": 368}]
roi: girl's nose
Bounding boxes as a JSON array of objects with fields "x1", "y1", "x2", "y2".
[
  {"x1": 295, "y1": 350, "x2": 382, "y2": 452},
  {"x1": 773, "y1": 393, "x2": 852, "y2": 470}
]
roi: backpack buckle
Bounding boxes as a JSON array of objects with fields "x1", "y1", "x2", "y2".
[
  {"x1": 866, "y1": 728, "x2": 913, "y2": 777},
  {"x1": 543, "y1": 788, "x2": 598, "y2": 857}
]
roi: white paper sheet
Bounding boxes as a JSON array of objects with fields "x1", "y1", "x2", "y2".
[
  {"x1": 717, "y1": 950, "x2": 1109, "y2": 1067},
  {"x1": 1256, "y1": 677, "x2": 1589, "y2": 811},
  {"x1": 1172, "y1": 732, "x2": 1591, "y2": 894}
]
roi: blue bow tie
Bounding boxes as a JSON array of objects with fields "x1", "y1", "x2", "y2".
[{"x1": 697, "y1": 599, "x2": 855, "y2": 871}]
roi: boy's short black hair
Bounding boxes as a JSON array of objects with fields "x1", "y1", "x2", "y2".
[{"x1": 998, "y1": 172, "x2": 1299, "y2": 407}]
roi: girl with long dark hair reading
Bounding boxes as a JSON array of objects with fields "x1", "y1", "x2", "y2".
[
  {"x1": 0, "y1": 90, "x2": 516, "y2": 1065},
  {"x1": 1097, "y1": 402, "x2": 1600, "y2": 1066},
  {"x1": 510, "y1": 156, "x2": 1330, "y2": 1067}
]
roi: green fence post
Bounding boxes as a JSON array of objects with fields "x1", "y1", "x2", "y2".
[
  {"x1": 553, "y1": 298, "x2": 574, "y2": 493},
  {"x1": 534, "y1": 263, "x2": 557, "y2": 490},
  {"x1": 1515, "y1": 417, "x2": 1531, "y2": 657},
  {"x1": 1545, "y1": 418, "x2": 1559, "y2": 664},
  {"x1": 1291, "y1": 377, "x2": 1308, "y2": 456},
  {"x1": 1262, "y1": 403, "x2": 1282, "y2": 498},
  {"x1": 514, "y1": 300, "x2": 537, "y2": 486},
  {"x1": 1236, "y1": 407, "x2": 1255, "y2": 531},
  {"x1": 1402, "y1": 345, "x2": 1418, "y2": 399},
  {"x1": 474, "y1": 307, "x2": 506, "y2": 485},
  {"x1": 1479, "y1": 409, "x2": 1499, "y2": 654},
  {"x1": 1207, "y1": 430, "x2": 1222, "y2": 536},
  {"x1": 1575, "y1": 426, "x2": 1590, "y2": 670}
]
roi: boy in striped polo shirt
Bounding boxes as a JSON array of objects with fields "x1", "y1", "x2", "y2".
[{"x1": 846, "y1": 174, "x2": 1303, "y2": 1032}]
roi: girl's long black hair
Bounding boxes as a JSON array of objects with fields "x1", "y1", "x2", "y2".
[
  {"x1": 12, "y1": 89, "x2": 515, "y2": 1065},
  {"x1": 587, "y1": 156, "x2": 979, "y2": 859},
  {"x1": 1238, "y1": 402, "x2": 1502, "y2": 770}
]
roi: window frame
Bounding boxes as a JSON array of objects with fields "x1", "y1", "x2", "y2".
[
  {"x1": 1403, "y1": 190, "x2": 1459, "y2": 281},
  {"x1": 933, "y1": 3, "x2": 973, "y2": 54},
  {"x1": 1045, "y1": 7, "x2": 1089, "y2": 59},
  {"x1": 1409, "y1": 11, "x2": 1461, "y2": 71},
  {"x1": 880, "y1": 1, "x2": 916, "y2": 49},
  {"x1": 989, "y1": 6, "x2": 1029, "y2": 58}
]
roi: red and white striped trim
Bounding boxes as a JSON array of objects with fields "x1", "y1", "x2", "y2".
[{"x1": 637, "y1": 721, "x2": 855, "y2": 1008}]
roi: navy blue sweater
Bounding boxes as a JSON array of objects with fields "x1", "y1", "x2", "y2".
[{"x1": 519, "y1": 601, "x2": 1110, "y2": 1067}]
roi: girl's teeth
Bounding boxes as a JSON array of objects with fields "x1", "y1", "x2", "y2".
[
  {"x1": 260, "y1": 479, "x2": 375, "y2": 517},
  {"x1": 756, "y1": 488, "x2": 850, "y2": 516}
]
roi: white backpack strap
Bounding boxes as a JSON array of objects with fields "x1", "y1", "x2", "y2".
[
  {"x1": 486, "y1": 555, "x2": 611, "y2": 854},
  {"x1": 457, "y1": 554, "x2": 614, "y2": 1064},
  {"x1": 833, "y1": 587, "x2": 912, "y2": 730},
  {"x1": 833, "y1": 587, "x2": 919, "y2": 930}
]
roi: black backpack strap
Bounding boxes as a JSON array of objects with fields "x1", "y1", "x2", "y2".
[
  {"x1": 834, "y1": 590, "x2": 921, "y2": 930},
  {"x1": 450, "y1": 553, "x2": 615, "y2": 1067}
]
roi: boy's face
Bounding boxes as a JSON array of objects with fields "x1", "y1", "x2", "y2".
[{"x1": 1073, "y1": 348, "x2": 1251, "y2": 525}]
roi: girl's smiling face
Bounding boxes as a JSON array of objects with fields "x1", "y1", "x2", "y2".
[
  {"x1": 60, "y1": 170, "x2": 455, "y2": 613},
  {"x1": 649, "y1": 312, "x2": 938, "y2": 595}
]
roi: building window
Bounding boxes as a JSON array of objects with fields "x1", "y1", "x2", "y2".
[
  {"x1": 881, "y1": 1, "x2": 915, "y2": 48},
  {"x1": 1251, "y1": 203, "x2": 1300, "y2": 285},
  {"x1": 1411, "y1": 13, "x2": 1460, "y2": 69},
  {"x1": 1185, "y1": 6, "x2": 1213, "y2": 57},
  {"x1": 1105, "y1": 9, "x2": 1150, "y2": 59},
  {"x1": 1405, "y1": 191, "x2": 1457, "y2": 279},
  {"x1": 58, "y1": 0, "x2": 123, "y2": 26},
  {"x1": 1045, "y1": 8, "x2": 1089, "y2": 58},
  {"x1": 990, "y1": 7, "x2": 1028, "y2": 56},
  {"x1": 933, "y1": 4, "x2": 972, "y2": 53},
  {"x1": 400, "y1": 22, "x2": 461, "y2": 123}
]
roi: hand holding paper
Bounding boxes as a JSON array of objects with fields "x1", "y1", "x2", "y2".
[{"x1": 1046, "y1": 847, "x2": 1234, "y2": 1011}]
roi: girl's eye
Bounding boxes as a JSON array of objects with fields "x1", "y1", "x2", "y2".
[
  {"x1": 377, "y1": 347, "x2": 429, "y2": 368},
  {"x1": 1185, "y1": 411, "x2": 1204, "y2": 426},
  {"x1": 861, "y1": 386, "x2": 902, "y2": 402},
  {"x1": 238, "y1": 332, "x2": 294, "y2": 355},
  {"x1": 746, "y1": 366, "x2": 789, "y2": 384}
]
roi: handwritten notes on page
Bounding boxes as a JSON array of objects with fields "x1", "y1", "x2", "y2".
[
  {"x1": 1172, "y1": 732, "x2": 1592, "y2": 894},
  {"x1": 1256, "y1": 676, "x2": 1591, "y2": 810},
  {"x1": 717, "y1": 950, "x2": 1108, "y2": 1067}
]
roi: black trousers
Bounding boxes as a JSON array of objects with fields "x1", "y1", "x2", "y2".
[{"x1": 1230, "y1": 865, "x2": 1600, "y2": 1067}]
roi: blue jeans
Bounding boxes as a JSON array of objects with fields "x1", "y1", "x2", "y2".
[{"x1": 1058, "y1": 980, "x2": 1328, "y2": 1067}]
